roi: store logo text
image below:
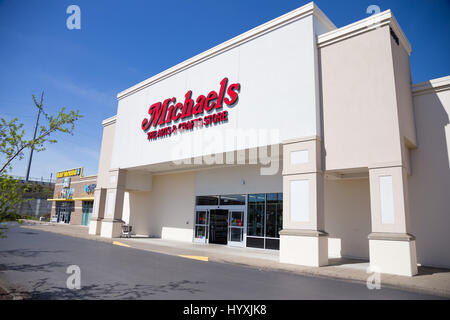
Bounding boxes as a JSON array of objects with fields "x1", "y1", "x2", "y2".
[{"x1": 141, "y1": 77, "x2": 240, "y2": 141}]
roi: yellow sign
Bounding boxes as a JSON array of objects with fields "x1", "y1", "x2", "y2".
[{"x1": 56, "y1": 168, "x2": 83, "y2": 179}]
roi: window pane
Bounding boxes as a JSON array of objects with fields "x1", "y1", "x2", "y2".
[
  {"x1": 248, "y1": 193, "x2": 265, "y2": 203},
  {"x1": 230, "y1": 211, "x2": 244, "y2": 226},
  {"x1": 246, "y1": 236, "x2": 264, "y2": 248},
  {"x1": 266, "y1": 193, "x2": 282, "y2": 238},
  {"x1": 265, "y1": 202, "x2": 277, "y2": 237},
  {"x1": 219, "y1": 194, "x2": 245, "y2": 205},
  {"x1": 277, "y1": 193, "x2": 283, "y2": 237},
  {"x1": 266, "y1": 193, "x2": 278, "y2": 202},
  {"x1": 196, "y1": 195, "x2": 219, "y2": 205},
  {"x1": 195, "y1": 226, "x2": 207, "y2": 240},
  {"x1": 195, "y1": 211, "x2": 207, "y2": 225},
  {"x1": 265, "y1": 238, "x2": 280, "y2": 250},
  {"x1": 247, "y1": 194, "x2": 265, "y2": 237},
  {"x1": 230, "y1": 228, "x2": 243, "y2": 242},
  {"x1": 82, "y1": 201, "x2": 93, "y2": 213}
]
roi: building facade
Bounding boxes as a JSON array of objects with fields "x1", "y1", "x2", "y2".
[
  {"x1": 88, "y1": 3, "x2": 450, "y2": 276},
  {"x1": 49, "y1": 168, "x2": 97, "y2": 225}
]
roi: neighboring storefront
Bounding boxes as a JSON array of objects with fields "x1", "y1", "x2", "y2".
[
  {"x1": 88, "y1": 2, "x2": 450, "y2": 277},
  {"x1": 48, "y1": 167, "x2": 97, "y2": 226}
]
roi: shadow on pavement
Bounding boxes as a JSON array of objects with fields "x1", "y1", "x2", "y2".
[
  {"x1": 0, "y1": 261, "x2": 68, "y2": 273},
  {"x1": 29, "y1": 279, "x2": 206, "y2": 299},
  {"x1": 0, "y1": 249, "x2": 65, "y2": 258}
]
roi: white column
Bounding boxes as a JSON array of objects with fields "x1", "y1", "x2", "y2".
[
  {"x1": 279, "y1": 136, "x2": 328, "y2": 267},
  {"x1": 368, "y1": 165, "x2": 418, "y2": 276},
  {"x1": 89, "y1": 188, "x2": 106, "y2": 235},
  {"x1": 100, "y1": 169, "x2": 126, "y2": 238}
]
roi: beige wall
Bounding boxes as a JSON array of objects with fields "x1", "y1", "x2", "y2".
[
  {"x1": 390, "y1": 30, "x2": 417, "y2": 149},
  {"x1": 320, "y1": 25, "x2": 405, "y2": 171},
  {"x1": 409, "y1": 81, "x2": 450, "y2": 268},
  {"x1": 126, "y1": 172, "x2": 195, "y2": 241},
  {"x1": 324, "y1": 178, "x2": 371, "y2": 259},
  {"x1": 126, "y1": 191, "x2": 153, "y2": 236},
  {"x1": 195, "y1": 164, "x2": 282, "y2": 196},
  {"x1": 97, "y1": 117, "x2": 116, "y2": 188}
]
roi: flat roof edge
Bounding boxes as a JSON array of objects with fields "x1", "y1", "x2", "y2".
[
  {"x1": 102, "y1": 115, "x2": 117, "y2": 126},
  {"x1": 412, "y1": 75, "x2": 450, "y2": 96},
  {"x1": 318, "y1": 10, "x2": 412, "y2": 56},
  {"x1": 116, "y1": 2, "x2": 335, "y2": 100}
]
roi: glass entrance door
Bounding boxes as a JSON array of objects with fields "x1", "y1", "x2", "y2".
[
  {"x1": 209, "y1": 209, "x2": 228, "y2": 245},
  {"x1": 228, "y1": 210, "x2": 245, "y2": 247},
  {"x1": 56, "y1": 201, "x2": 72, "y2": 224},
  {"x1": 194, "y1": 210, "x2": 208, "y2": 243},
  {"x1": 81, "y1": 201, "x2": 93, "y2": 226},
  {"x1": 194, "y1": 200, "x2": 246, "y2": 247}
]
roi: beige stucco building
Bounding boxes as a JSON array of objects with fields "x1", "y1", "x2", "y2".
[{"x1": 89, "y1": 3, "x2": 450, "y2": 277}]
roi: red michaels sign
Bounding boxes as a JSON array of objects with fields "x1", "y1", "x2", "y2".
[{"x1": 141, "y1": 77, "x2": 240, "y2": 141}]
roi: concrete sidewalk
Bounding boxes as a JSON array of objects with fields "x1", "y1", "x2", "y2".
[{"x1": 17, "y1": 220, "x2": 450, "y2": 298}]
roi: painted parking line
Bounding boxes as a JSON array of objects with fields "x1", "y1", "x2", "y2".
[
  {"x1": 178, "y1": 255, "x2": 209, "y2": 262},
  {"x1": 112, "y1": 241, "x2": 131, "y2": 248}
]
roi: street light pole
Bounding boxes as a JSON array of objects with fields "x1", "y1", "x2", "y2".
[{"x1": 25, "y1": 92, "x2": 43, "y2": 182}]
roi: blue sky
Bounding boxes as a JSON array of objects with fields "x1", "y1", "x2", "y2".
[{"x1": 0, "y1": 0, "x2": 449, "y2": 180}]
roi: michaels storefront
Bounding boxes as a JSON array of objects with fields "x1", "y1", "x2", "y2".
[
  {"x1": 193, "y1": 193, "x2": 283, "y2": 249},
  {"x1": 89, "y1": 2, "x2": 450, "y2": 277}
]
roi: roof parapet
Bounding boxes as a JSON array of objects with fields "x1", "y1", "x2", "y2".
[
  {"x1": 116, "y1": 2, "x2": 335, "y2": 101},
  {"x1": 318, "y1": 9, "x2": 412, "y2": 56},
  {"x1": 412, "y1": 75, "x2": 450, "y2": 96},
  {"x1": 102, "y1": 115, "x2": 117, "y2": 127}
]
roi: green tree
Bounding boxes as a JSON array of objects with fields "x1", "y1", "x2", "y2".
[{"x1": 0, "y1": 92, "x2": 82, "y2": 237}]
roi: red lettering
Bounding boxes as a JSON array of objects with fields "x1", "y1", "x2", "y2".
[
  {"x1": 192, "y1": 95, "x2": 205, "y2": 115},
  {"x1": 172, "y1": 102, "x2": 183, "y2": 121},
  {"x1": 215, "y1": 77, "x2": 228, "y2": 109},
  {"x1": 224, "y1": 83, "x2": 240, "y2": 105},
  {"x1": 141, "y1": 78, "x2": 240, "y2": 136},
  {"x1": 165, "y1": 98, "x2": 176, "y2": 124},
  {"x1": 142, "y1": 102, "x2": 163, "y2": 130},
  {"x1": 181, "y1": 90, "x2": 194, "y2": 119},
  {"x1": 157, "y1": 98, "x2": 171, "y2": 126},
  {"x1": 204, "y1": 90, "x2": 218, "y2": 112}
]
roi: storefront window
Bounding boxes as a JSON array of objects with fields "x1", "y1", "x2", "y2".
[
  {"x1": 247, "y1": 194, "x2": 265, "y2": 237},
  {"x1": 247, "y1": 193, "x2": 283, "y2": 250},
  {"x1": 195, "y1": 226, "x2": 207, "y2": 240},
  {"x1": 195, "y1": 195, "x2": 219, "y2": 206},
  {"x1": 196, "y1": 211, "x2": 207, "y2": 224},
  {"x1": 55, "y1": 201, "x2": 73, "y2": 224},
  {"x1": 229, "y1": 211, "x2": 244, "y2": 227},
  {"x1": 219, "y1": 194, "x2": 246, "y2": 206},
  {"x1": 265, "y1": 193, "x2": 282, "y2": 238}
]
